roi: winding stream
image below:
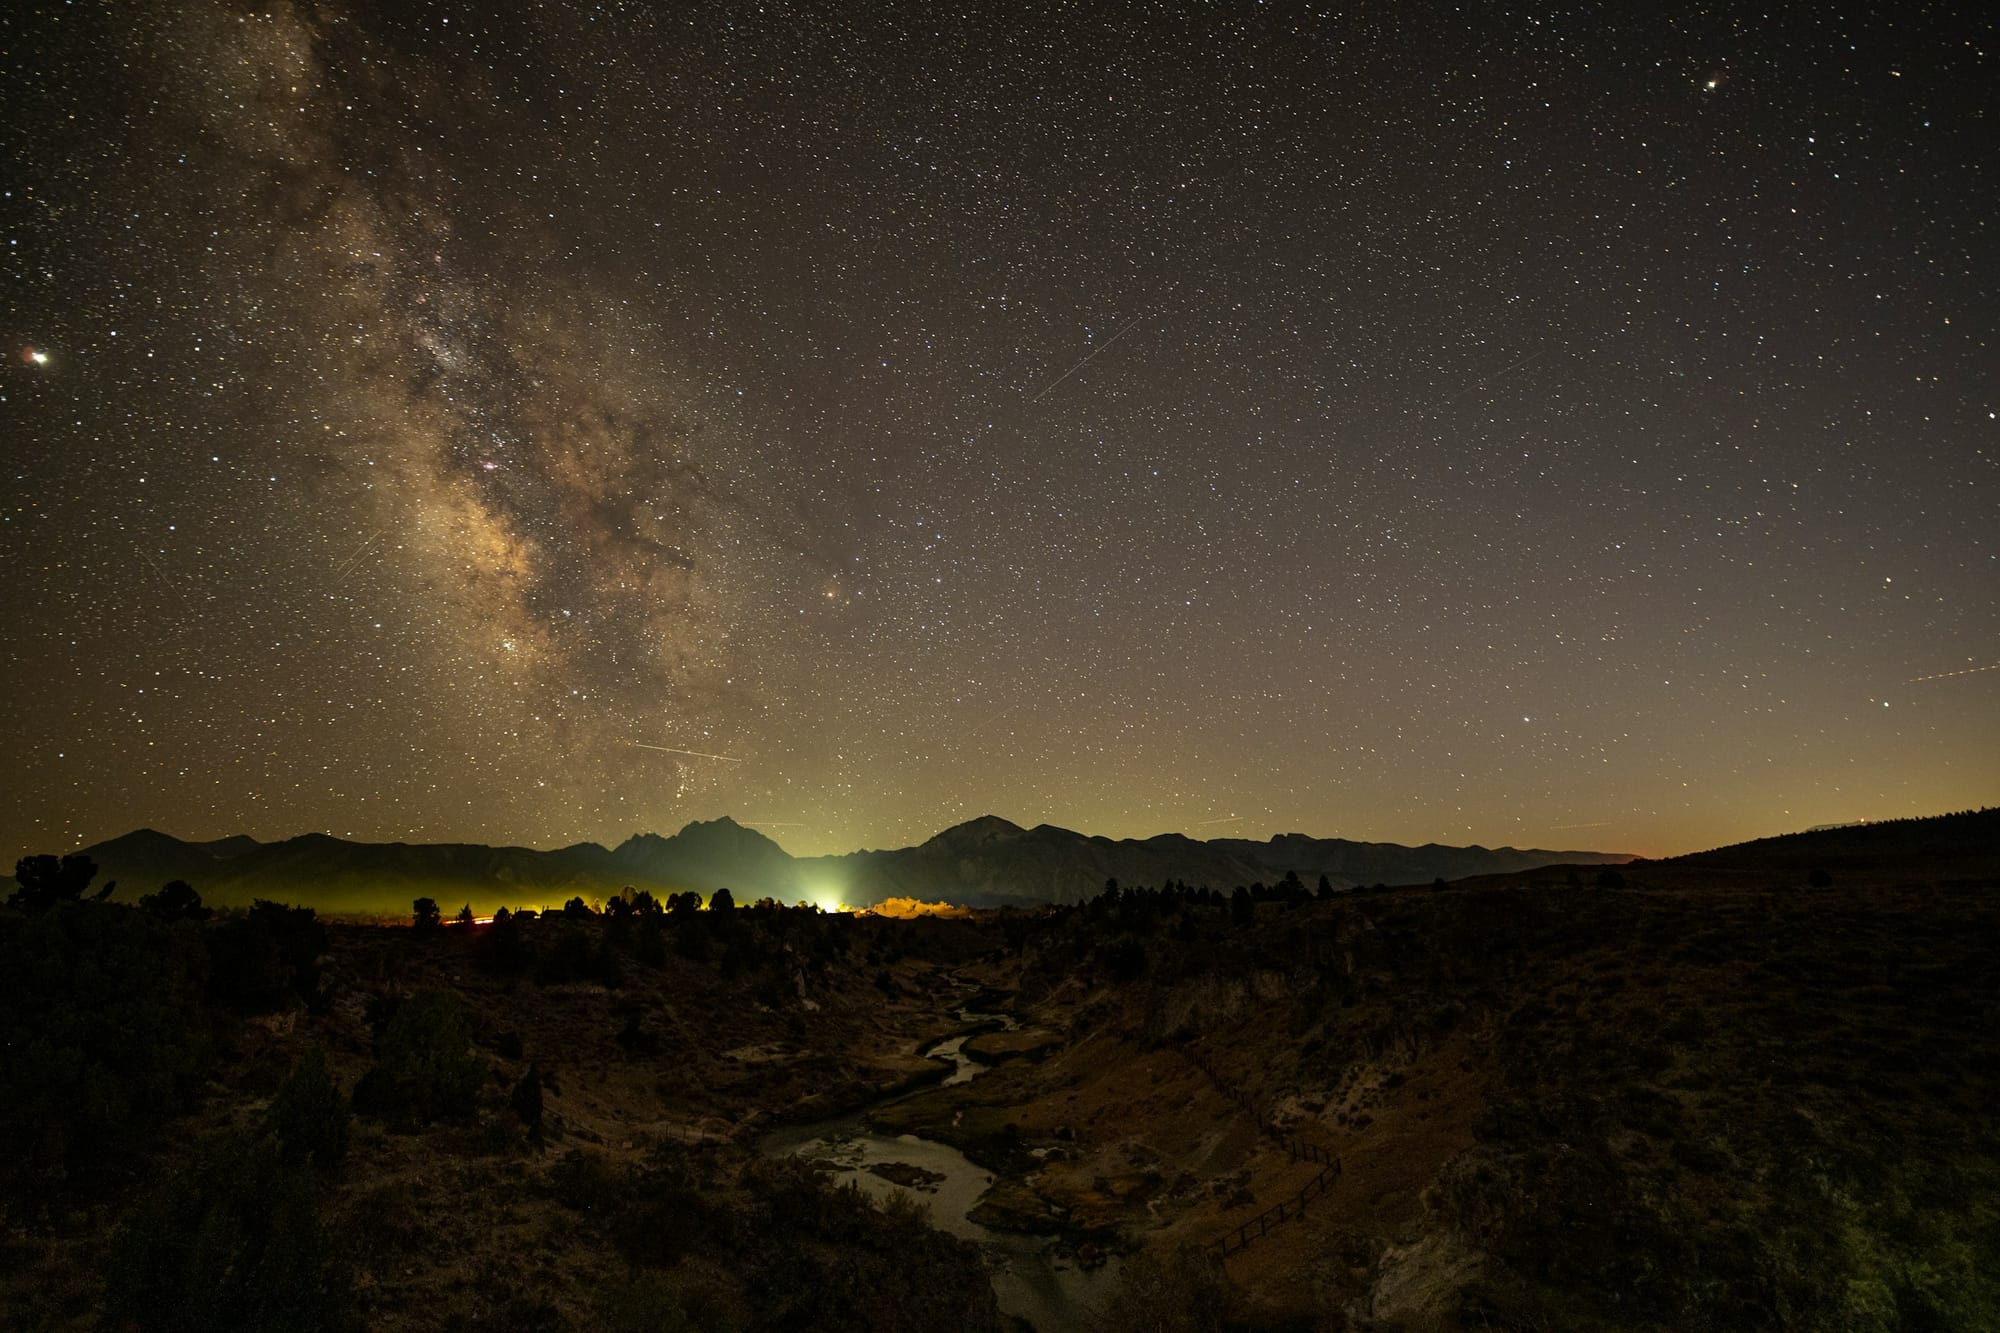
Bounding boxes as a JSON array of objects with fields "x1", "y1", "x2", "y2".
[{"x1": 762, "y1": 1010, "x2": 1122, "y2": 1331}]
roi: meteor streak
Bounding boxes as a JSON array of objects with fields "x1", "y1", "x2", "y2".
[
  {"x1": 966, "y1": 706, "x2": 1015, "y2": 734},
  {"x1": 1451, "y1": 347, "x2": 1550, "y2": 401},
  {"x1": 329, "y1": 532, "x2": 382, "y2": 588},
  {"x1": 1904, "y1": 662, "x2": 2000, "y2": 684},
  {"x1": 1028, "y1": 313, "x2": 1146, "y2": 403},
  {"x1": 628, "y1": 742, "x2": 741, "y2": 762},
  {"x1": 137, "y1": 548, "x2": 196, "y2": 616}
]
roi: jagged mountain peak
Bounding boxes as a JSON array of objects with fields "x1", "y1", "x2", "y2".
[{"x1": 924, "y1": 815, "x2": 1027, "y2": 846}]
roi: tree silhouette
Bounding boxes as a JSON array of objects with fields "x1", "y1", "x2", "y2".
[
  {"x1": 633, "y1": 912, "x2": 666, "y2": 967},
  {"x1": 9, "y1": 853, "x2": 98, "y2": 913},
  {"x1": 141, "y1": 879, "x2": 211, "y2": 921},
  {"x1": 207, "y1": 900, "x2": 327, "y2": 1013},
  {"x1": 475, "y1": 907, "x2": 530, "y2": 975},
  {"x1": 411, "y1": 897, "x2": 442, "y2": 933},
  {"x1": 455, "y1": 903, "x2": 474, "y2": 927},
  {"x1": 604, "y1": 893, "x2": 633, "y2": 948},
  {"x1": 1230, "y1": 885, "x2": 1254, "y2": 926},
  {"x1": 708, "y1": 887, "x2": 736, "y2": 913}
]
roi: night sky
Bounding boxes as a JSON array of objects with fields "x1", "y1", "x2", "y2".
[{"x1": 4, "y1": 2, "x2": 1995, "y2": 861}]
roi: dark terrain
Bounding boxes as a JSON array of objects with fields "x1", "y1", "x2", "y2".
[{"x1": 3, "y1": 809, "x2": 1996, "y2": 1331}]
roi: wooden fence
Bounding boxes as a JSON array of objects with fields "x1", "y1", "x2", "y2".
[
  {"x1": 1179, "y1": 1045, "x2": 1345, "y2": 1260},
  {"x1": 1273, "y1": 1132, "x2": 1335, "y2": 1167},
  {"x1": 1213, "y1": 1155, "x2": 1341, "y2": 1259}
]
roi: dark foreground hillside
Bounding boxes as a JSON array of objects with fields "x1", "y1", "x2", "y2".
[
  {"x1": 928, "y1": 808, "x2": 2000, "y2": 1330},
  {"x1": 0, "y1": 892, "x2": 1008, "y2": 1332},
  {"x1": 3, "y1": 809, "x2": 1996, "y2": 1331}
]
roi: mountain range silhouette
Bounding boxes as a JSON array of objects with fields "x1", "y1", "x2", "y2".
[{"x1": 67, "y1": 817, "x2": 1632, "y2": 915}]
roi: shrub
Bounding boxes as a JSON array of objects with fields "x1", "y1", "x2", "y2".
[
  {"x1": 550, "y1": 1148, "x2": 627, "y2": 1214},
  {"x1": 103, "y1": 1132, "x2": 347, "y2": 1333},
  {"x1": 1100, "y1": 1250, "x2": 1237, "y2": 1333},
  {"x1": 746, "y1": 1161, "x2": 1001, "y2": 1330},
  {"x1": 1105, "y1": 937, "x2": 1148, "y2": 981},
  {"x1": 615, "y1": 1012, "x2": 658, "y2": 1053},
  {"x1": 0, "y1": 902, "x2": 211, "y2": 1195},
  {"x1": 267, "y1": 1047, "x2": 350, "y2": 1171},
  {"x1": 354, "y1": 990, "x2": 481, "y2": 1124},
  {"x1": 510, "y1": 1065, "x2": 544, "y2": 1143},
  {"x1": 593, "y1": 1272, "x2": 715, "y2": 1333},
  {"x1": 536, "y1": 927, "x2": 593, "y2": 985},
  {"x1": 614, "y1": 1181, "x2": 709, "y2": 1270}
]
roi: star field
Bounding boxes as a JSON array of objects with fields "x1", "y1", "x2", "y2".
[{"x1": 3, "y1": 2, "x2": 1995, "y2": 859}]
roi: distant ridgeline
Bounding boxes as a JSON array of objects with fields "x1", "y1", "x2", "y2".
[{"x1": 62, "y1": 816, "x2": 1634, "y2": 918}]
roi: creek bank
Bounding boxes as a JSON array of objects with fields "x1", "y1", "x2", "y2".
[
  {"x1": 869, "y1": 1160, "x2": 948, "y2": 1190},
  {"x1": 763, "y1": 1005, "x2": 1124, "y2": 1329},
  {"x1": 962, "y1": 1028, "x2": 1064, "y2": 1066},
  {"x1": 862, "y1": 1021, "x2": 1129, "y2": 1255},
  {"x1": 917, "y1": 1015, "x2": 1010, "y2": 1056},
  {"x1": 759, "y1": 1055, "x2": 955, "y2": 1128}
]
